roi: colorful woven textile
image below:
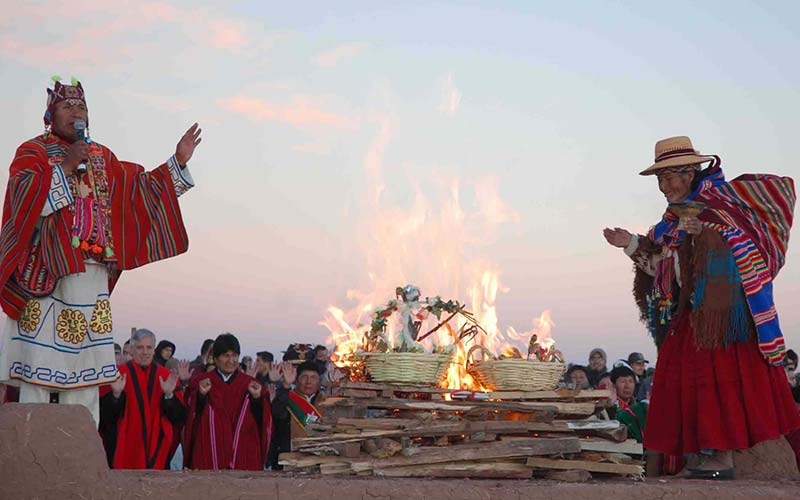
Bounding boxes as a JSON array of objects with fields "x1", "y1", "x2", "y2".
[
  {"x1": 0, "y1": 134, "x2": 189, "y2": 319},
  {"x1": 649, "y1": 165, "x2": 795, "y2": 365},
  {"x1": 288, "y1": 390, "x2": 322, "y2": 427}
]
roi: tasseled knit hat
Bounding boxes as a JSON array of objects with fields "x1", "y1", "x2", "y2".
[{"x1": 44, "y1": 76, "x2": 87, "y2": 127}]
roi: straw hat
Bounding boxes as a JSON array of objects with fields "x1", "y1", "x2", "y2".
[{"x1": 639, "y1": 136, "x2": 715, "y2": 176}]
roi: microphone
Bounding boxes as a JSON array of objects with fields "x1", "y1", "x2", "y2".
[{"x1": 74, "y1": 120, "x2": 90, "y2": 173}]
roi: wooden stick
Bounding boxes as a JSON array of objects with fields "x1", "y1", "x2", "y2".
[
  {"x1": 320, "y1": 397, "x2": 594, "y2": 417},
  {"x1": 294, "y1": 420, "x2": 533, "y2": 449},
  {"x1": 486, "y1": 389, "x2": 612, "y2": 400},
  {"x1": 349, "y1": 437, "x2": 581, "y2": 472},
  {"x1": 579, "y1": 438, "x2": 643, "y2": 455},
  {"x1": 526, "y1": 457, "x2": 644, "y2": 476},
  {"x1": 340, "y1": 381, "x2": 452, "y2": 393},
  {"x1": 375, "y1": 461, "x2": 533, "y2": 478}
]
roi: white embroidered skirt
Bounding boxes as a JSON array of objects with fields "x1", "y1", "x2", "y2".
[{"x1": 0, "y1": 262, "x2": 118, "y2": 389}]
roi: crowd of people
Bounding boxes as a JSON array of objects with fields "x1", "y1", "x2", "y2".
[
  {"x1": 4, "y1": 327, "x2": 800, "y2": 473},
  {"x1": 96, "y1": 332, "x2": 339, "y2": 470}
]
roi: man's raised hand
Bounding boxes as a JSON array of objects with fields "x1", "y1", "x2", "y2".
[
  {"x1": 198, "y1": 377, "x2": 212, "y2": 396},
  {"x1": 175, "y1": 123, "x2": 202, "y2": 165},
  {"x1": 111, "y1": 373, "x2": 127, "y2": 398},
  {"x1": 281, "y1": 362, "x2": 297, "y2": 388},
  {"x1": 245, "y1": 359, "x2": 258, "y2": 378},
  {"x1": 248, "y1": 380, "x2": 263, "y2": 399},
  {"x1": 159, "y1": 371, "x2": 179, "y2": 398},
  {"x1": 175, "y1": 359, "x2": 194, "y2": 381}
]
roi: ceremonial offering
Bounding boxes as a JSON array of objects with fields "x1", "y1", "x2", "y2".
[
  {"x1": 343, "y1": 285, "x2": 485, "y2": 386},
  {"x1": 668, "y1": 200, "x2": 706, "y2": 231},
  {"x1": 466, "y1": 335, "x2": 565, "y2": 391}
]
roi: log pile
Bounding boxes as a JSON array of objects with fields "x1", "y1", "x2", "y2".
[{"x1": 279, "y1": 382, "x2": 644, "y2": 480}]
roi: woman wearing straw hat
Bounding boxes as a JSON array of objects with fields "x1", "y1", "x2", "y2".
[{"x1": 603, "y1": 136, "x2": 799, "y2": 479}]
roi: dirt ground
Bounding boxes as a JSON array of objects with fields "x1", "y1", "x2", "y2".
[
  {"x1": 42, "y1": 472, "x2": 800, "y2": 500},
  {"x1": 3, "y1": 403, "x2": 800, "y2": 499}
]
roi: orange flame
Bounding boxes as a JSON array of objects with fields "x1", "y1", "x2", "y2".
[{"x1": 318, "y1": 122, "x2": 556, "y2": 390}]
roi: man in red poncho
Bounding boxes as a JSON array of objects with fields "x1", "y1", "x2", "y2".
[
  {"x1": 183, "y1": 333, "x2": 272, "y2": 470},
  {"x1": 99, "y1": 328, "x2": 186, "y2": 469},
  {"x1": 0, "y1": 77, "x2": 201, "y2": 426}
]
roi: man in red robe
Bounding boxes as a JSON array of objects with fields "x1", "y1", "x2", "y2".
[
  {"x1": 99, "y1": 328, "x2": 186, "y2": 469},
  {"x1": 183, "y1": 333, "x2": 272, "y2": 470},
  {"x1": 0, "y1": 77, "x2": 201, "y2": 425}
]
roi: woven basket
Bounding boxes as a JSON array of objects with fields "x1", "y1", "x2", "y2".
[
  {"x1": 360, "y1": 351, "x2": 453, "y2": 386},
  {"x1": 466, "y1": 345, "x2": 565, "y2": 391}
]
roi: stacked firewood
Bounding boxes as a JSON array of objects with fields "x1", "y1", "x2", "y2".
[{"x1": 278, "y1": 382, "x2": 644, "y2": 480}]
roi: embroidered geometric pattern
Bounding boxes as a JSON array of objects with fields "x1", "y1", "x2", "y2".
[
  {"x1": 56, "y1": 308, "x2": 88, "y2": 345},
  {"x1": 90, "y1": 299, "x2": 113, "y2": 333},
  {"x1": 18, "y1": 299, "x2": 42, "y2": 333},
  {"x1": 47, "y1": 164, "x2": 74, "y2": 214},
  {"x1": 10, "y1": 361, "x2": 118, "y2": 387},
  {"x1": 167, "y1": 155, "x2": 194, "y2": 197}
]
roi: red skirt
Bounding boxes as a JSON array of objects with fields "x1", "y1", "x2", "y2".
[{"x1": 644, "y1": 316, "x2": 800, "y2": 456}]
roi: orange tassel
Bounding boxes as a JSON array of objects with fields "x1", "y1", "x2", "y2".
[
  {"x1": 80, "y1": 241, "x2": 90, "y2": 251},
  {"x1": 92, "y1": 245, "x2": 103, "y2": 254}
]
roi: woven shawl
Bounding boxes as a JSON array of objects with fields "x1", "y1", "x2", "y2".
[{"x1": 649, "y1": 165, "x2": 795, "y2": 365}]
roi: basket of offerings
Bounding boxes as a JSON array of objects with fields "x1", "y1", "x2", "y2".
[
  {"x1": 353, "y1": 285, "x2": 484, "y2": 386},
  {"x1": 466, "y1": 336, "x2": 565, "y2": 391},
  {"x1": 360, "y1": 350, "x2": 453, "y2": 385}
]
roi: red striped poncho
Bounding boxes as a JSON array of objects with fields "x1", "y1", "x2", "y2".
[{"x1": 0, "y1": 133, "x2": 189, "y2": 318}]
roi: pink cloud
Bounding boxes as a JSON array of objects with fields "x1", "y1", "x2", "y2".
[
  {"x1": 315, "y1": 44, "x2": 364, "y2": 68},
  {"x1": 218, "y1": 95, "x2": 359, "y2": 130},
  {"x1": 0, "y1": 1, "x2": 263, "y2": 73},
  {"x1": 208, "y1": 18, "x2": 247, "y2": 50}
]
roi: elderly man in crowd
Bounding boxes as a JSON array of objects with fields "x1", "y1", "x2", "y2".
[
  {"x1": 99, "y1": 329, "x2": 187, "y2": 469},
  {"x1": 183, "y1": 333, "x2": 272, "y2": 470},
  {"x1": 268, "y1": 360, "x2": 325, "y2": 469}
]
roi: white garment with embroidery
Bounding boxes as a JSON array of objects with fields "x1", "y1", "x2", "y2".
[
  {"x1": 0, "y1": 261, "x2": 116, "y2": 389},
  {"x1": 0, "y1": 157, "x2": 194, "y2": 390}
]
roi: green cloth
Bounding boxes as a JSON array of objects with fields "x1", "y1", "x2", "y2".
[{"x1": 615, "y1": 401, "x2": 648, "y2": 443}]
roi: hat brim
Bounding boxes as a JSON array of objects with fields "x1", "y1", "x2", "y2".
[{"x1": 639, "y1": 154, "x2": 715, "y2": 176}]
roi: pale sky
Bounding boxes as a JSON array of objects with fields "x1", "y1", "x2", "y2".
[{"x1": 1, "y1": 1, "x2": 799, "y2": 367}]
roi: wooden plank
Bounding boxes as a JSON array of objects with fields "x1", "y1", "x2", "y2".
[
  {"x1": 539, "y1": 469, "x2": 592, "y2": 482},
  {"x1": 486, "y1": 389, "x2": 612, "y2": 400},
  {"x1": 336, "y1": 418, "x2": 419, "y2": 430},
  {"x1": 342, "y1": 388, "x2": 379, "y2": 398},
  {"x1": 320, "y1": 462, "x2": 354, "y2": 475},
  {"x1": 526, "y1": 457, "x2": 644, "y2": 476},
  {"x1": 294, "y1": 420, "x2": 532, "y2": 449},
  {"x1": 340, "y1": 381, "x2": 452, "y2": 393},
  {"x1": 350, "y1": 437, "x2": 581, "y2": 472},
  {"x1": 566, "y1": 420, "x2": 621, "y2": 430},
  {"x1": 579, "y1": 438, "x2": 643, "y2": 455},
  {"x1": 320, "y1": 397, "x2": 593, "y2": 417},
  {"x1": 375, "y1": 462, "x2": 533, "y2": 479},
  {"x1": 278, "y1": 453, "x2": 356, "y2": 468},
  {"x1": 335, "y1": 418, "x2": 576, "y2": 433}
]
